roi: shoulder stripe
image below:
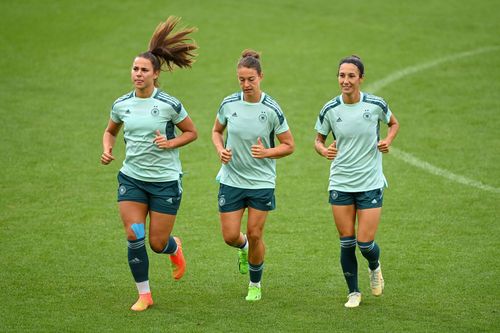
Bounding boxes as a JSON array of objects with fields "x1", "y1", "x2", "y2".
[
  {"x1": 319, "y1": 97, "x2": 341, "y2": 124},
  {"x1": 112, "y1": 91, "x2": 134, "y2": 108},
  {"x1": 262, "y1": 95, "x2": 285, "y2": 125},
  {"x1": 363, "y1": 94, "x2": 388, "y2": 114},
  {"x1": 218, "y1": 92, "x2": 241, "y2": 113},
  {"x1": 154, "y1": 90, "x2": 182, "y2": 114}
]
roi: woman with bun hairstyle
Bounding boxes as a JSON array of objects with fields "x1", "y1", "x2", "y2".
[
  {"x1": 101, "y1": 16, "x2": 198, "y2": 311},
  {"x1": 314, "y1": 55, "x2": 399, "y2": 308},
  {"x1": 212, "y1": 49, "x2": 295, "y2": 301}
]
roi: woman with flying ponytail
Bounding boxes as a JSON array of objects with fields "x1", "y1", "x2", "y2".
[{"x1": 101, "y1": 16, "x2": 198, "y2": 311}]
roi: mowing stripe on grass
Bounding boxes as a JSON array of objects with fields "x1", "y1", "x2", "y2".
[{"x1": 367, "y1": 46, "x2": 500, "y2": 194}]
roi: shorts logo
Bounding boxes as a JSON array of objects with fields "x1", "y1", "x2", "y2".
[
  {"x1": 363, "y1": 110, "x2": 371, "y2": 120},
  {"x1": 258, "y1": 112, "x2": 267, "y2": 123},
  {"x1": 371, "y1": 199, "x2": 377, "y2": 204},
  {"x1": 119, "y1": 185, "x2": 127, "y2": 195},
  {"x1": 166, "y1": 198, "x2": 173, "y2": 204},
  {"x1": 218, "y1": 195, "x2": 226, "y2": 206},
  {"x1": 151, "y1": 106, "x2": 160, "y2": 116},
  {"x1": 331, "y1": 191, "x2": 338, "y2": 200}
]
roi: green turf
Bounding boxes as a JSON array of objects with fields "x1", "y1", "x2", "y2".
[{"x1": 1, "y1": 0, "x2": 499, "y2": 332}]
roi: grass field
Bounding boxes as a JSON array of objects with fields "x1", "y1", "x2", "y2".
[{"x1": 1, "y1": 0, "x2": 499, "y2": 332}]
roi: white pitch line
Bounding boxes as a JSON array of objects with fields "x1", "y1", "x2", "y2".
[
  {"x1": 367, "y1": 46, "x2": 500, "y2": 93},
  {"x1": 366, "y1": 46, "x2": 500, "y2": 194},
  {"x1": 390, "y1": 147, "x2": 500, "y2": 194}
]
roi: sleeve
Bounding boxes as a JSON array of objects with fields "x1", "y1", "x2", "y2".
[
  {"x1": 272, "y1": 105, "x2": 289, "y2": 135},
  {"x1": 172, "y1": 102, "x2": 188, "y2": 124},
  {"x1": 314, "y1": 109, "x2": 331, "y2": 136},
  {"x1": 217, "y1": 104, "x2": 227, "y2": 125},
  {"x1": 378, "y1": 102, "x2": 391, "y2": 124},
  {"x1": 110, "y1": 105, "x2": 122, "y2": 124}
]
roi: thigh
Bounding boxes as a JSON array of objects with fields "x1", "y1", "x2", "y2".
[
  {"x1": 119, "y1": 201, "x2": 149, "y2": 240},
  {"x1": 220, "y1": 209, "x2": 245, "y2": 239},
  {"x1": 331, "y1": 204, "x2": 357, "y2": 237},
  {"x1": 247, "y1": 207, "x2": 269, "y2": 239},
  {"x1": 356, "y1": 208, "x2": 382, "y2": 242},
  {"x1": 149, "y1": 210, "x2": 177, "y2": 245}
]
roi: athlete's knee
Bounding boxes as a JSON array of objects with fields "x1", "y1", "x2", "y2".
[
  {"x1": 126, "y1": 223, "x2": 145, "y2": 241},
  {"x1": 246, "y1": 229, "x2": 263, "y2": 245},
  {"x1": 149, "y1": 236, "x2": 167, "y2": 253},
  {"x1": 222, "y1": 232, "x2": 241, "y2": 246}
]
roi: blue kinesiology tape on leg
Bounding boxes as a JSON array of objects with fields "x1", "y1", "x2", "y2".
[{"x1": 131, "y1": 223, "x2": 145, "y2": 239}]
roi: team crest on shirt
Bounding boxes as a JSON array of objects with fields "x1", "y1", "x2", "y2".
[
  {"x1": 258, "y1": 112, "x2": 267, "y2": 123},
  {"x1": 218, "y1": 195, "x2": 226, "y2": 206},
  {"x1": 363, "y1": 110, "x2": 371, "y2": 120},
  {"x1": 151, "y1": 106, "x2": 160, "y2": 116}
]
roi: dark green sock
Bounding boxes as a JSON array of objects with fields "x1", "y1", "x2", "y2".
[
  {"x1": 160, "y1": 236, "x2": 178, "y2": 254},
  {"x1": 249, "y1": 262, "x2": 264, "y2": 283},
  {"x1": 128, "y1": 238, "x2": 149, "y2": 282},
  {"x1": 340, "y1": 236, "x2": 359, "y2": 293},
  {"x1": 358, "y1": 240, "x2": 380, "y2": 271}
]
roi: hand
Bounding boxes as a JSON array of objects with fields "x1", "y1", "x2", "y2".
[
  {"x1": 101, "y1": 147, "x2": 115, "y2": 165},
  {"x1": 377, "y1": 139, "x2": 391, "y2": 153},
  {"x1": 153, "y1": 130, "x2": 173, "y2": 149},
  {"x1": 218, "y1": 147, "x2": 232, "y2": 164},
  {"x1": 325, "y1": 140, "x2": 337, "y2": 160},
  {"x1": 251, "y1": 137, "x2": 267, "y2": 159}
]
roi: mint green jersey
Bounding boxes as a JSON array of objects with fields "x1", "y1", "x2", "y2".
[
  {"x1": 110, "y1": 88, "x2": 188, "y2": 182},
  {"x1": 315, "y1": 92, "x2": 392, "y2": 192},
  {"x1": 216, "y1": 92, "x2": 289, "y2": 189}
]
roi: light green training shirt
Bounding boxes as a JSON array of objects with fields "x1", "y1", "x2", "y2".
[
  {"x1": 315, "y1": 92, "x2": 392, "y2": 192},
  {"x1": 216, "y1": 92, "x2": 289, "y2": 189},
  {"x1": 110, "y1": 87, "x2": 188, "y2": 182}
]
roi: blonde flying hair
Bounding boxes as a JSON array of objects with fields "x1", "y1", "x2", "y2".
[{"x1": 138, "y1": 16, "x2": 198, "y2": 86}]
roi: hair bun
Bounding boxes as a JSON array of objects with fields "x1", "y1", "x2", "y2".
[{"x1": 241, "y1": 49, "x2": 260, "y2": 60}]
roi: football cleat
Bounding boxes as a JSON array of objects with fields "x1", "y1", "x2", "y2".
[
  {"x1": 169, "y1": 237, "x2": 186, "y2": 280},
  {"x1": 369, "y1": 264, "x2": 384, "y2": 296},
  {"x1": 238, "y1": 248, "x2": 249, "y2": 274},
  {"x1": 344, "y1": 292, "x2": 361, "y2": 308},
  {"x1": 245, "y1": 285, "x2": 262, "y2": 301},
  {"x1": 131, "y1": 293, "x2": 153, "y2": 311}
]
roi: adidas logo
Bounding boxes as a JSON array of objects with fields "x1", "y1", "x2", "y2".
[
  {"x1": 232, "y1": 112, "x2": 238, "y2": 117},
  {"x1": 166, "y1": 198, "x2": 173, "y2": 204},
  {"x1": 336, "y1": 117, "x2": 342, "y2": 122},
  {"x1": 125, "y1": 109, "x2": 131, "y2": 114},
  {"x1": 266, "y1": 201, "x2": 272, "y2": 206},
  {"x1": 129, "y1": 258, "x2": 141, "y2": 264},
  {"x1": 371, "y1": 199, "x2": 377, "y2": 204}
]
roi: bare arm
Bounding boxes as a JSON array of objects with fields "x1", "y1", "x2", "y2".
[
  {"x1": 211, "y1": 118, "x2": 232, "y2": 164},
  {"x1": 251, "y1": 130, "x2": 295, "y2": 159},
  {"x1": 377, "y1": 114, "x2": 399, "y2": 153},
  {"x1": 101, "y1": 119, "x2": 122, "y2": 165},
  {"x1": 314, "y1": 133, "x2": 337, "y2": 160},
  {"x1": 153, "y1": 116, "x2": 198, "y2": 149}
]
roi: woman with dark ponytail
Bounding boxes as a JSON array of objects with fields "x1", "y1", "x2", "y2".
[
  {"x1": 101, "y1": 16, "x2": 198, "y2": 311},
  {"x1": 314, "y1": 55, "x2": 399, "y2": 308}
]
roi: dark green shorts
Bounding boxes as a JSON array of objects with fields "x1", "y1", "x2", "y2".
[
  {"x1": 117, "y1": 172, "x2": 182, "y2": 215},
  {"x1": 218, "y1": 184, "x2": 275, "y2": 213},
  {"x1": 329, "y1": 188, "x2": 383, "y2": 209}
]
